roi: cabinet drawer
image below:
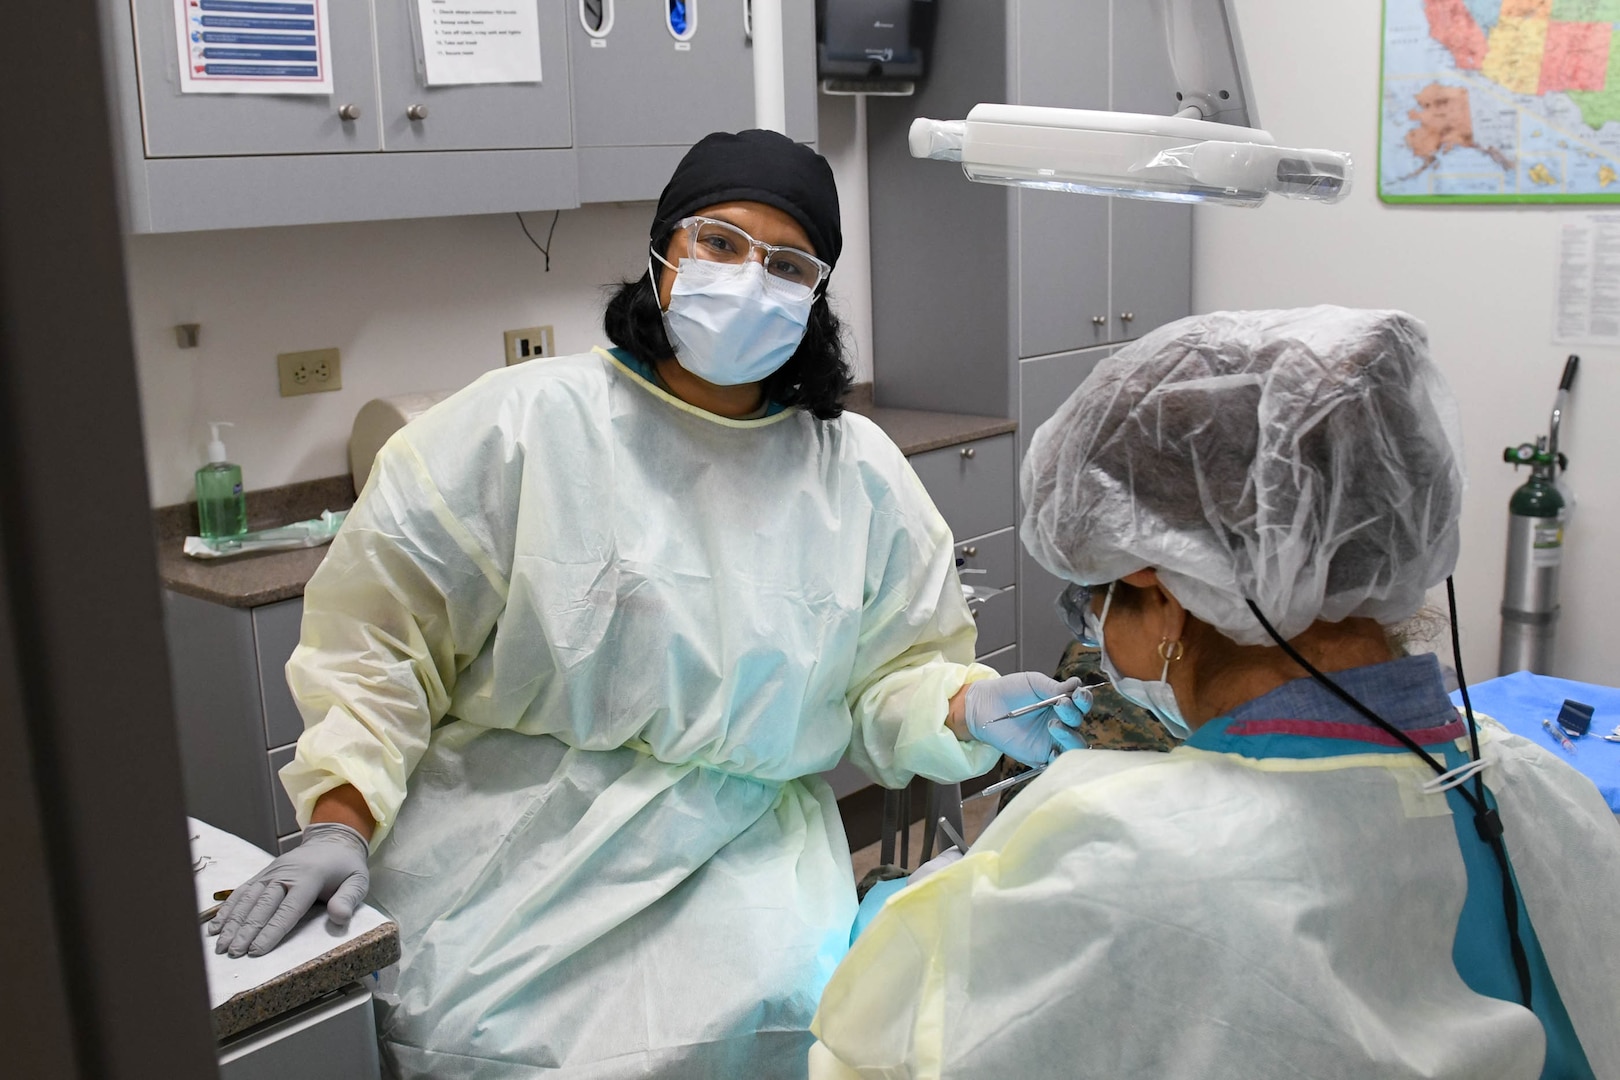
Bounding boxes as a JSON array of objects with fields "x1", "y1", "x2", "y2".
[
  {"x1": 970, "y1": 586, "x2": 1016, "y2": 657},
  {"x1": 254, "y1": 598, "x2": 306, "y2": 749},
  {"x1": 955, "y1": 528, "x2": 1015, "y2": 590},
  {"x1": 909, "y1": 434, "x2": 1015, "y2": 543},
  {"x1": 268, "y1": 745, "x2": 298, "y2": 837}
]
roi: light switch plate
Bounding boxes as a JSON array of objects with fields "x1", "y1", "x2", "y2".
[
  {"x1": 277, "y1": 348, "x2": 342, "y2": 397},
  {"x1": 504, "y1": 325, "x2": 555, "y2": 366}
]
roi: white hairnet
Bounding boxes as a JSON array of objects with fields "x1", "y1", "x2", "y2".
[{"x1": 1020, "y1": 306, "x2": 1465, "y2": 646}]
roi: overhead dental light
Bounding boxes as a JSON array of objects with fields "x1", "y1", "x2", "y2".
[{"x1": 908, "y1": 0, "x2": 1351, "y2": 207}]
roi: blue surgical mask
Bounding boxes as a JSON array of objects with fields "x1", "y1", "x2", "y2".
[
  {"x1": 651, "y1": 255, "x2": 813, "y2": 386},
  {"x1": 1089, "y1": 583, "x2": 1191, "y2": 740}
]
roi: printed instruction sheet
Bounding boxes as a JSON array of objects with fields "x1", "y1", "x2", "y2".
[
  {"x1": 175, "y1": 0, "x2": 333, "y2": 95},
  {"x1": 415, "y1": 1, "x2": 543, "y2": 86},
  {"x1": 1555, "y1": 213, "x2": 1620, "y2": 345}
]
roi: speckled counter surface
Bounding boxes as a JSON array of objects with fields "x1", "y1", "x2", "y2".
[
  {"x1": 153, "y1": 391, "x2": 1013, "y2": 608},
  {"x1": 855, "y1": 403, "x2": 1017, "y2": 456},
  {"x1": 155, "y1": 475, "x2": 355, "y2": 608},
  {"x1": 213, "y1": 923, "x2": 401, "y2": 1041},
  {"x1": 192, "y1": 818, "x2": 402, "y2": 1041}
]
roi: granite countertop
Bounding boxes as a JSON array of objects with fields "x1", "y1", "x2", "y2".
[
  {"x1": 191, "y1": 818, "x2": 400, "y2": 1041},
  {"x1": 213, "y1": 923, "x2": 400, "y2": 1041},
  {"x1": 850, "y1": 402, "x2": 1017, "y2": 456},
  {"x1": 154, "y1": 387, "x2": 1014, "y2": 608},
  {"x1": 156, "y1": 475, "x2": 356, "y2": 608}
]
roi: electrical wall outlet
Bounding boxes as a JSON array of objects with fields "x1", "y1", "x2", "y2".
[
  {"x1": 277, "y1": 348, "x2": 343, "y2": 397},
  {"x1": 504, "y1": 325, "x2": 555, "y2": 366}
]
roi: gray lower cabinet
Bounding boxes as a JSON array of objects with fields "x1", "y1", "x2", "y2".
[
  {"x1": 907, "y1": 435, "x2": 1016, "y2": 546},
  {"x1": 165, "y1": 590, "x2": 306, "y2": 852},
  {"x1": 821, "y1": 432, "x2": 1019, "y2": 800},
  {"x1": 1017, "y1": 345, "x2": 1112, "y2": 676},
  {"x1": 217, "y1": 982, "x2": 379, "y2": 1080}
]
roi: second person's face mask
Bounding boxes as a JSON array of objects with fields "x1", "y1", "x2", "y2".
[
  {"x1": 654, "y1": 256, "x2": 814, "y2": 387},
  {"x1": 1088, "y1": 583, "x2": 1192, "y2": 740}
]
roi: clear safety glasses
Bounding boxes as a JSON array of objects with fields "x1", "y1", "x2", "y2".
[
  {"x1": 1056, "y1": 582, "x2": 1104, "y2": 648},
  {"x1": 674, "y1": 216, "x2": 831, "y2": 295}
]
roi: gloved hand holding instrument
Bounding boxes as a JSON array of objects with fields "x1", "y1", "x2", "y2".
[
  {"x1": 207, "y1": 821, "x2": 370, "y2": 958},
  {"x1": 964, "y1": 673, "x2": 1091, "y2": 768}
]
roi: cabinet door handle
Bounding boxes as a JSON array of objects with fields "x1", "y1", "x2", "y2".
[
  {"x1": 407, "y1": 104, "x2": 430, "y2": 121},
  {"x1": 1119, "y1": 311, "x2": 1135, "y2": 324},
  {"x1": 960, "y1": 447, "x2": 976, "y2": 460},
  {"x1": 961, "y1": 546, "x2": 978, "y2": 558},
  {"x1": 338, "y1": 103, "x2": 363, "y2": 121},
  {"x1": 1091, "y1": 315, "x2": 1106, "y2": 327}
]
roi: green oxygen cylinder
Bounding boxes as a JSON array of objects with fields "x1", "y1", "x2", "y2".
[{"x1": 1498, "y1": 356, "x2": 1577, "y2": 676}]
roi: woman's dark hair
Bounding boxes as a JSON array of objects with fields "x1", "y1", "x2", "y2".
[{"x1": 602, "y1": 240, "x2": 853, "y2": 420}]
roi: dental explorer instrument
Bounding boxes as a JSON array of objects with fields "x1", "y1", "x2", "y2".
[{"x1": 981, "y1": 686, "x2": 1093, "y2": 725}]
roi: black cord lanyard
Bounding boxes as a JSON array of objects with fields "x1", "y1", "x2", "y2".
[{"x1": 1244, "y1": 577, "x2": 1532, "y2": 1010}]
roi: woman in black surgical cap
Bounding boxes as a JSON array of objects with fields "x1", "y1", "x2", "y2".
[{"x1": 207, "y1": 130, "x2": 1085, "y2": 1078}]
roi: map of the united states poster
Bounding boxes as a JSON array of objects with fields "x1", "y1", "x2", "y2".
[{"x1": 1382, "y1": 0, "x2": 1620, "y2": 200}]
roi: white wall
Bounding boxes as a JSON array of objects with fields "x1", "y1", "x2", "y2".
[
  {"x1": 1195, "y1": 0, "x2": 1619, "y2": 684},
  {"x1": 129, "y1": 98, "x2": 875, "y2": 507}
]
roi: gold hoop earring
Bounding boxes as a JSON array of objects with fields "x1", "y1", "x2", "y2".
[{"x1": 1158, "y1": 639, "x2": 1185, "y2": 663}]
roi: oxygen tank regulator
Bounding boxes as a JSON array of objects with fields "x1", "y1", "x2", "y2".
[{"x1": 1499, "y1": 355, "x2": 1578, "y2": 676}]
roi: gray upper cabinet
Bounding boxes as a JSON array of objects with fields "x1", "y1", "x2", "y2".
[
  {"x1": 1014, "y1": 0, "x2": 1109, "y2": 359},
  {"x1": 374, "y1": 0, "x2": 573, "y2": 151},
  {"x1": 131, "y1": 0, "x2": 382, "y2": 157},
  {"x1": 870, "y1": 0, "x2": 1192, "y2": 408},
  {"x1": 570, "y1": 0, "x2": 756, "y2": 149},
  {"x1": 1013, "y1": 0, "x2": 1192, "y2": 356},
  {"x1": 568, "y1": 0, "x2": 819, "y2": 203},
  {"x1": 103, "y1": 0, "x2": 819, "y2": 231},
  {"x1": 1110, "y1": 198, "x2": 1192, "y2": 347},
  {"x1": 1107, "y1": 0, "x2": 1192, "y2": 345}
]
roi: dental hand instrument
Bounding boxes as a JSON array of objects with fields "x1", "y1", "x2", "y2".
[
  {"x1": 982, "y1": 686, "x2": 1092, "y2": 725},
  {"x1": 964, "y1": 764, "x2": 1050, "y2": 803}
]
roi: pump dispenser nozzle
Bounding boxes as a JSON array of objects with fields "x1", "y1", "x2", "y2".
[{"x1": 206, "y1": 421, "x2": 234, "y2": 465}]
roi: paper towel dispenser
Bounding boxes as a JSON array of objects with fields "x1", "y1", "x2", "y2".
[
  {"x1": 817, "y1": 0, "x2": 935, "y2": 95},
  {"x1": 349, "y1": 390, "x2": 456, "y2": 496}
]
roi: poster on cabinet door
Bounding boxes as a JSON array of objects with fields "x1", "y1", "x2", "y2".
[
  {"x1": 174, "y1": 0, "x2": 333, "y2": 95},
  {"x1": 412, "y1": 0, "x2": 543, "y2": 86}
]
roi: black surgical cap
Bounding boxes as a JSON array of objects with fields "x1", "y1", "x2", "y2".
[{"x1": 651, "y1": 129, "x2": 843, "y2": 268}]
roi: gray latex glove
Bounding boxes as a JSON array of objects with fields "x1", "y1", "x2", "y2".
[
  {"x1": 207, "y1": 821, "x2": 370, "y2": 958},
  {"x1": 964, "y1": 673, "x2": 1090, "y2": 767}
]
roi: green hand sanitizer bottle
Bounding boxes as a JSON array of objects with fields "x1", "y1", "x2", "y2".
[{"x1": 195, "y1": 421, "x2": 248, "y2": 540}]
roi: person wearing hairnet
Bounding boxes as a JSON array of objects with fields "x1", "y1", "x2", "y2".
[
  {"x1": 810, "y1": 307, "x2": 1620, "y2": 1079},
  {"x1": 202, "y1": 129, "x2": 1084, "y2": 1079}
]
